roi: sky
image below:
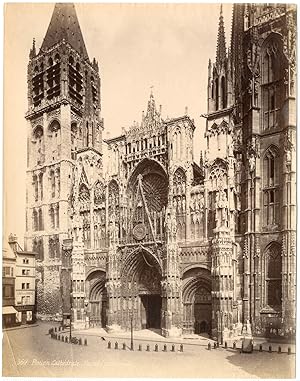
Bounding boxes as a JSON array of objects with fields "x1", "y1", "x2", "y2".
[{"x1": 3, "y1": 2, "x2": 232, "y2": 247}]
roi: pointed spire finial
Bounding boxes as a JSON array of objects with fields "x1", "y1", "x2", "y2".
[
  {"x1": 29, "y1": 38, "x2": 36, "y2": 59},
  {"x1": 147, "y1": 87, "x2": 156, "y2": 117},
  {"x1": 216, "y1": 4, "x2": 227, "y2": 65}
]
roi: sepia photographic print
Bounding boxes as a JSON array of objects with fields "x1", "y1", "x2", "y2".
[{"x1": 3, "y1": 2, "x2": 297, "y2": 378}]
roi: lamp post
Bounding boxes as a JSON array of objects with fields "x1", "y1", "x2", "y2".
[
  {"x1": 130, "y1": 308, "x2": 134, "y2": 350},
  {"x1": 70, "y1": 272, "x2": 73, "y2": 342},
  {"x1": 62, "y1": 238, "x2": 73, "y2": 342},
  {"x1": 129, "y1": 272, "x2": 135, "y2": 351}
]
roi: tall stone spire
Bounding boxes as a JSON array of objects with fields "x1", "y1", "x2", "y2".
[
  {"x1": 40, "y1": 3, "x2": 89, "y2": 60},
  {"x1": 216, "y1": 4, "x2": 227, "y2": 65}
]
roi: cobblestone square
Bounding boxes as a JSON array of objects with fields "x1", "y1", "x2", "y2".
[{"x1": 3, "y1": 323, "x2": 296, "y2": 378}]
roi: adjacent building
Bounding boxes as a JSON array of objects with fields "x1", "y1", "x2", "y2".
[
  {"x1": 2, "y1": 245, "x2": 17, "y2": 327},
  {"x1": 2, "y1": 234, "x2": 37, "y2": 326},
  {"x1": 24, "y1": 3, "x2": 296, "y2": 340}
]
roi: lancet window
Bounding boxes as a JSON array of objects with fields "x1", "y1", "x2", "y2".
[{"x1": 263, "y1": 146, "x2": 280, "y2": 227}]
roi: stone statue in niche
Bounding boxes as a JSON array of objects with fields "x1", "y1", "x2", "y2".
[
  {"x1": 215, "y1": 188, "x2": 228, "y2": 227},
  {"x1": 248, "y1": 153, "x2": 256, "y2": 172},
  {"x1": 171, "y1": 213, "x2": 177, "y2": 240}
]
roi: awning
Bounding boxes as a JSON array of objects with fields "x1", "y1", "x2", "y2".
[{"x1": 2, "y1": 306, "x2": 18, "y2": 315}]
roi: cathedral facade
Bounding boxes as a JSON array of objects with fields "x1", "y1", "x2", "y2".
[{"x1": 24, "y1": 4, "x2": 296, "y2": 340}]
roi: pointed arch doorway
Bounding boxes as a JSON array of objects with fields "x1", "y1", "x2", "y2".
[
  {"x1": 139, "y1": 262, "x2": 162, "y2": 329},
  {"x1": 121, "y1": 247, "x2": 162, "y2": 331},
  {"x1": 86, "y1": 270, "x2": 107, "y2": 328},
  {"x1": 182, "y1": 267, "x2": 212, "y2": 336}
]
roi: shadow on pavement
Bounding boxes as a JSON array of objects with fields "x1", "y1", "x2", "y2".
[{"x1": 224, "y1": 349, "x2": 295, "y2": 379}]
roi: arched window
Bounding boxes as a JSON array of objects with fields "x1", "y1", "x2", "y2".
[
  {"x1": 56, "y1": 204, "x2": 59, "y2": 229},
  {"x1": 221, "y1": 76, "x2": 226, "y2": 109},
  {"x1": 49, "y1": 120, "x2": 60, "y2": 133},
  {"x1": 33, "y1": 126, "x2": 45, "y2": 165},
  {"x1": 38, "y1": 208, "x2": 43, "y2": 231},
  {"x1": 215, "y1": 77, "x2": 219, "y2": 110},
  {"x1": 108, "y1": 180, "x2": 119, "y2": 209},
  {"x1": 265, "y1": 243, "x2": 282, "y2": 309},
  {"x1": 47, "y1": 56, "x2": 60, "y2": 100},
  {"x1": 94, "y1": 181, "x2": 105, "y2": 205},
  {"x1": 38, "y1": 238, "x2": 44, "y2": 261},
  {"x1": 79, "y1": 184, "x2": 90, "y2": 203},
  {"x1": 39, "y1": 173, "x2": 43, "y2": 200},
  {"x1": 71, "y1": 122, "x2": 77, "y2": 159},
  {"x1": 33, "y1": 174, "x2": 38, "y2": 201},
  {"x1": 32, "y1": 209, "x2": 38, "y2": 231},
  {"x1": 49, "y1": 205, "x2": 55, "y2": 229},
  {"x1": 261, "y1": 37, "x2": 285, "y2": 131},
  {"x1": 50, "y1": 170, "x2": 55, "y2": 198},
  {"x1": 49, "y1": 120, "x2": 61, "y2": 160},
  {"x1": 56, "y1": 169, "x2": 60, "y2": 197},
  {"x1": 263, "y1": 146, "x2": 280, "y2": 227}
]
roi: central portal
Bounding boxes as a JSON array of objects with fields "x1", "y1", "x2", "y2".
[{"x1": 140, "y1": 294, "x2": 161, "y2": 329}]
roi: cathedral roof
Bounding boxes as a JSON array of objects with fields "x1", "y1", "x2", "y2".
[
  {"x1": 216, "y1": 4, "x2": 227, "y2": 64},
  {"x1": 40, "y1": 3, "x2": 89, "y2": 60}
]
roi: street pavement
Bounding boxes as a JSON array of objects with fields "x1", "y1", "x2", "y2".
[{"x1": 2, "y1": 322, "x2": 296, "y2": 378}]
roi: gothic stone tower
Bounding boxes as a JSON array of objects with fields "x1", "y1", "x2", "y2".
[
  {"x1": 25, "y1": 3, "x2": 102, "y2": 317},
  {"x1": 203, "y1": 6, "x2": 241, "y2": 342},
  {"x1": 231, "y1": 4, "x2": 296, "y2": 338}
]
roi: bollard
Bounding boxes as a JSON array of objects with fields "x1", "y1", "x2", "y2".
[
  {"x1": 163, "y1": 344, "x2": 167, "y2": 352},
  {"x1": 224, "y1": 342, "x2": 227, "y2": 349},
  {"x1": 84, "y1": 338, "x2": 87, "y2": 346},
  {"x1": 233, "y1": 342, "x2": 236, "y2": 350},
  {"x1": 115, "y1": 342, "x2": 118, "y2": 350},
  {"x1": 214, "y1": 342, "x2": 217, "y2": 349},
  {"x1": 138, "y1": 344, "x2": 142, "y2": 351},
  {"x1": 208, "y1": 342, "x2": 211, "y2": 350},
  {"x1": 172, "y1": 344, "x2": 175, "y2": 352},
  {"x1": 269, "y1": 345, "x2": 272, "y2": 353},
  {"x1": 180, "y1": 344, "x2": 183, "y2": 352},
  {"x1": 79, "y1": 338, "x2": 82, "y2": 345},
  {"x1": 65, "y1": 337, "x2": 68, "y2": 343},
  {"x1": 259, "y1": 344, "x2": 263, "y2": 352},
  {"x1": 123, "y1": 343, "x2": 126, "y2": 350},
  {"x1": 130, "y1": 342, "x2": 134, "y2": 351},
  {"x1": 155, "y1": 344, "x2": 158, "y2": 352},
  {"x1": 146, "y1": 344, "x2": 150, "y2": 352},
  {"x1": 288, "y1": 347, "x2": 291, "y2": 355},
  {"x1": 278, "y1": 346, "x2": 281, "y2": 354},
  {"x1": 108, "y1": 341, "x2": 111, "y2": 349}
]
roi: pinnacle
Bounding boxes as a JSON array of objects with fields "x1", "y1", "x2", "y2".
[{"x1": 216, "y1": 4, "x2": 227, "y2": 64}]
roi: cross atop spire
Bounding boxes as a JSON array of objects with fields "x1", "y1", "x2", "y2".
[
  {"x1": 216, "y1": 4, "x2": 227, "y2": 65},
  {"x1": 40, "y1": 3, "x2": 89, "y2": 60}
]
